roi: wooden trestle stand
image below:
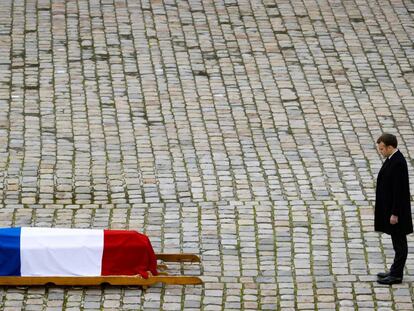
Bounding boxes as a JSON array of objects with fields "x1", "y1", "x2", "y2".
[{"x1": 0, "y1": 254, "x2": 203, "y2": 287}]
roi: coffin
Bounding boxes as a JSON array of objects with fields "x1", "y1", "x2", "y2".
[
  {"x1": 0, "y1": 227, "x2": 158, "y2": 278},
  {"x1": 0, "y1": 228, "x2": 202, "y2": 286}
]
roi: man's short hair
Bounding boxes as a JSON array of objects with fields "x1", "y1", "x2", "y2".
[{"x1": 377, "y1": 133, "x2": 398, "y2": 148}]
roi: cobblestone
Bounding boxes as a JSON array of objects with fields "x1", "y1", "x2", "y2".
[{"x1": 0, "y1": 0, "x2": 414, "y2": 309}]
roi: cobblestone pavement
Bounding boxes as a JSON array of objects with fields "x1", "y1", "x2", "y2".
[{"x1": 0, "y1": 0, "x2": 413, "y2": 310}]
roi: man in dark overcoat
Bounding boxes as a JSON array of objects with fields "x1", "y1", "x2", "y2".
[{"x1": 375, "y1": 133, "x2": 413, "y2": 285}]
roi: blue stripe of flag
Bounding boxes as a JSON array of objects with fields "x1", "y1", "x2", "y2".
[{"x1": 0, "y1": 227, "x2": 21, "y2": 276}]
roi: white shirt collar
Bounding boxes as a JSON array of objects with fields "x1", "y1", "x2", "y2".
[{"x1": 388, "y1": 148, "x2": 398, "y2": 159}]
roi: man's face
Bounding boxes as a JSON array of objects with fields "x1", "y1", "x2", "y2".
[{"x1": 377, "y1": 142, "x2": 394, "y2": 158}]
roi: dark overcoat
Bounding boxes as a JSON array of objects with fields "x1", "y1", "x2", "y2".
[{"x1": 375, "y1": 150, "x2": 413, "y2": 235}]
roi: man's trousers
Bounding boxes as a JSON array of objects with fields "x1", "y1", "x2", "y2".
[{"x1": 390, "y1": 231, "x2": 408, "y2": 278}]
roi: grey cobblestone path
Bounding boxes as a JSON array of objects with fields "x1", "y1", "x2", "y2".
[{"x1": 0, "y1": 0, "x2": 413, "y2": 310}]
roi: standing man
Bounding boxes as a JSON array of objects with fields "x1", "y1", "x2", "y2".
[{"x1": 375, "y1": 133, "x2": 413, "y2": 285}]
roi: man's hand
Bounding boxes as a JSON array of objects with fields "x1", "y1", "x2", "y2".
[{"x1": 390, "y1": 215, "x2": 398, "y2": 225}]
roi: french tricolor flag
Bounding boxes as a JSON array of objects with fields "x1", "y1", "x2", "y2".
[{"x1": 0, "y1": 227, "x2": 158, "y2": 278}]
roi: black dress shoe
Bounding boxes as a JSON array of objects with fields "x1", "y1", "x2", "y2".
[
  {"x1": 377, "y1": 272, "x2": 390, "y2": 279},
  {"x1": 377, "y1": 275, "x2": 402, "y2": 285}
]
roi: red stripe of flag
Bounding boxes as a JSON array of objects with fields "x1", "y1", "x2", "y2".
[{"x1": 101, "y1": 230, "x2": 158, "y2": 278}]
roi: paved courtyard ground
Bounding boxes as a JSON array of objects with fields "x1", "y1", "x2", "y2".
[{"x1": 0, "y1": 0, "x2": 414, "y2": 310}]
